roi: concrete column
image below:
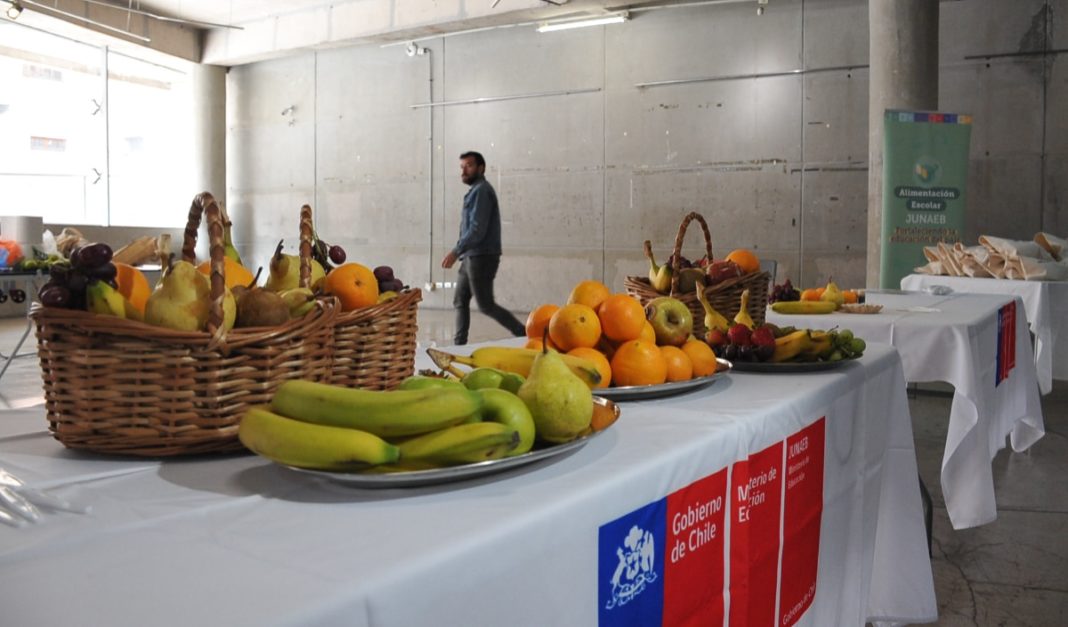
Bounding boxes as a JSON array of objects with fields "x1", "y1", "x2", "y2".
[
  {"x1": 191, "y1": 64, "x2": 227, "y2": 203},
  {"x1": 867, "y1": 0, "x2": 939, "y2": 287}
]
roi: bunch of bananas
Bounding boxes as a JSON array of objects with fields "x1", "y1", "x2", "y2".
[
  {"x1": 770, "y1": 327, "x2": 866, "y2": 363},
  {"x1": 238, "y1": 378, "x2": 537, "y2": 473}
]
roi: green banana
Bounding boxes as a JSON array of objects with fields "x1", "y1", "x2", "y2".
[
  {"x1": 644, "y1": 240, "x2": 672, "y2": 294},
  {"x1": 427, "y1": 347, "x2": 602, "y2": 388},
  {"x1": 478, "y1": 388, "x2": 536, "y2": 456},
  {"x1": 771, "y1": 300, "x2": 837, "y2": 315},
  {"x1": 397, "y1": 422, "x2": 520, "y2": 465},
  {"x1": 86, "y1": 280, "x2": 127, "y2": 319},
  {"x1": 238, "y1": 405, "x2": 399, "y2": 470},
  {"x1": 397, "y1": 375, "x2": 466, "y2": 391},
  {"x1": 270, "y1": 380, "x2": 482, "y2": 437}
]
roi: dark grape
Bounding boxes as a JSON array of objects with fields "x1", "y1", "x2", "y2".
[
  {"x1": 724, "y1": 344, "x2": 739, "y2": 360},
  {"x1": 74, "y1": 242, "x2": 113, "y2": 268},
  {"x1": 68, "y1": 271, "x2": 88, "y2": 293},
  {"x1": 39, "y1": 285, "x2": 70, "y2": 308},
  {"x1": 756, "y1": 344, "x2": 775, "y2": 362},
  {"x1": 329, "y1": 245, "x2": 346, "y2": 265},
  {"x1": 9, "y1": 289, "x2": 25, "y2": 304},
  {"x1": 49, "y1": 262, "x2": 72, "y2": 283},
  {"x1": 87, "y1": 263, "x2": 117, "y2": 282},
  {"x1": 738, "y1": 344, "x2": 754, "y2": 362}
]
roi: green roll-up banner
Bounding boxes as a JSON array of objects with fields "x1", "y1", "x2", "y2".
[{"x1": 880, "y1": 110, "x2": 972, "y2": 288}]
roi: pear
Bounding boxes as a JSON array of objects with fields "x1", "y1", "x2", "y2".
[
  {"x1": 516, "y1": 344, "x2": 593, "y2": 444},
  {"x1": 820, "y1": 280, "x2": 845, "y2": 308},
  {"x1": 236, "y1": 285, "x2": 290, "y2": 328},
  {"x1": 144, "y1": 260, "x2": 213, "y2": 332},
  {"x1": 278, "y1": 287, "x2": 316, "y2": 318},
  {"x1": 265, "y1": 240, "x2": 326, "y2": 293}
]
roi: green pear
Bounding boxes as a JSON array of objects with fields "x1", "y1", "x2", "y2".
[
  {"x1": 516, "y1": 346, "x2": 593, "y2": 444},
  {"x1": 145, "y1": 260, "x2": 236, "y2": 332},
  {"x1": 278, "y1": 287, "x2": 316, "y2": 318},
  {"x1": 265, "y1": 240, "x2": 325, "y2": 293}
]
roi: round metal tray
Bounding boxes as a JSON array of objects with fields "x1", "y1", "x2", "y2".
[
  {"x1": 729, "y1": 358, "x2": 855, "y2": 373},
  {"x1": 595, "y1": 358, "x2": 732, "y2": 401},
  {"x1": 281, "y1": 397, "x2": 619, "y2": 488}
]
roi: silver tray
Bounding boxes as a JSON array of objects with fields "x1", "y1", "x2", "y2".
[
  {"x1": 596, "y1": 358, "x2": 732, "y2": 401},
  {"x1": 282, "y1": 397, "x2": 620, "y2": 488},
  {"x1": 729, "y1": 358, "x2": 854, "y2": 373}
]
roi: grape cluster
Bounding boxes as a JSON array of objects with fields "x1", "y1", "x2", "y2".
[
  {"x1": 311, "y1": 236, "x2": 347, "y2": 271},
  {"x1": 37, "y1": 243, "x2": 115, "y2": 310},
  {"x1": 768, "y1": 278, "x2": 801, "y2": 304}
]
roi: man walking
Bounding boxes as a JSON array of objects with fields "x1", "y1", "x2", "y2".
[{"x1": 441, "y1": 151, "x2": 526, "y2": 345}]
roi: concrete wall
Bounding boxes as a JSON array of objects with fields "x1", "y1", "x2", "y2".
[{"x1": 226, "y1": 0, "x2": 1068, "y2": 312}]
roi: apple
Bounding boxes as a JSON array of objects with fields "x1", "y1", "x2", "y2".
[
  {"x1": 477, "y1": 388, "x2": 536, "y2": 456},
  {"x1": 706, "y1": 328, "x2": 728, "y2": 348},
  {"x1": 645, "y1": 296, "x2": 693, "y2": 347},
  {"x1": 750, "y1": 325, "x2": 776, "y2": 348},
  {"x1": 727, "y1": 323, "x2": 751, "y2": 347},
  {"x1": 706, "y1": 260, "x2": 743, "y2": 286},
  {"x1": 462, "y1": 367, "x2": 505, "y2": 391}
]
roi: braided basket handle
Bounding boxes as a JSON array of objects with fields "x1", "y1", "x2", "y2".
[
  {"x1": 181, "y1": 192, "x2": 228, "y2": 334},
  {"x1": 298, "y1": 205, "x2": 314, "y2": 289},
  {"x1": 668, "y1": 212, "x2": 714, "y2": 297}
]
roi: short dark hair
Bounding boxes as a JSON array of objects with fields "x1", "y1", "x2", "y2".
[{"x1": 459, "y1": 151, "x2": 485, "y2": 167}]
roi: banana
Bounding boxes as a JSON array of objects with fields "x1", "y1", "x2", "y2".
[
  {"x1": 804, "y1": 330, "x2": 835, "y2": 358},
  {"x1": 734, "y1": 288, "x2": 755, "y2": 329},
  {"x1": 270, "y1": 380, "x2": 482, "y2": 438},
  {"x1": 696, "y1": 283, "x2": 729, "y2": 332},
  {"x1": 238, "y1": 405, "x2": 399, "y2": 470},
  {"x1": 771, "y1": 329, "x2": 813, "y2": 363},
  {"x1": 770, "y1": 300, "x2": 838, "y2": 315},
  {"x1": 86, "y1": 281, "x2": 127, "y2": 319},
  {"x1": 644, "y1": 240, "x2": 672, "y2": 294},
  {"x1": 396, "y1": 422, "x2": 520, "y2": 465},
  {"x1": 426, "y1": 347, "x2": 602, "y2": 389},
  {"x1": 396, "y1": 375, "x2": 466, "y2": 391}
]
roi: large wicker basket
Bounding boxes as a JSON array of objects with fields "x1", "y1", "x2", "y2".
[
  {"x1": 30, "y1": 193, "x2": 338, "y2": 457},
  {"x1": 624, "y1": 212, "x2": 769, "y2": 337}
]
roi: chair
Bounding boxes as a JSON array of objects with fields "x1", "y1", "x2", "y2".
[{"x1": 759, "y1": 258, "x2": 778, "y2": 288}]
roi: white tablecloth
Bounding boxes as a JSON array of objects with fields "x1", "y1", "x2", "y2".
[
  {"x1": 901, "y1": 274, "x2": 1068, "y2": 394},
  {"x1": 0, "y1": 346, "x2": 935, "y2": 626},
  {"x1": 768, "y1": 292, "x2": 1045, "y2": 530}
]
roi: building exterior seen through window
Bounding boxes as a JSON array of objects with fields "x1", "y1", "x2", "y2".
[{"x1": 0, "y1": 21, "x2": 193, "y2": 228}]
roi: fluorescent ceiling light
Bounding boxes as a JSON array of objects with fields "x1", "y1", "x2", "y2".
[{"x1": 537, "y1": 12, "x2": 628, "y2": 33}]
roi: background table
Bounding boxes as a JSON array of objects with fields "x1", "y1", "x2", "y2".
[
  {"x1": 901, "y1": 273, "x2": 1068, "y2": 395},
  {"x1": 0, "y1": 345, "x2": 934, "y2": 626},
  {"x1": 768, "y1": 292, "x2": 1045, "y2": 530}
]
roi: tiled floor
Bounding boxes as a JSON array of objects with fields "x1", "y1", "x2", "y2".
[{"x1": 2, "y1": 308, "x2": 1066, "y2": 625}]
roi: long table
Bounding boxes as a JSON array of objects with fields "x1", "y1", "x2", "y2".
[
  {"x1": 901, "y1": 273, "x2": 1068, "y2": 394},
  {"x1": 768, "y1": 291, "x2": 1045, "y2": 530},
  {"x1": 0, "y1": 345, "x2": 935, "y2": 626}
]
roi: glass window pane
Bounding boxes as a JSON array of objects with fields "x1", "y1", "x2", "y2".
[
  {"x1": 106, "y1": 51, "x2": 193, "y2": 228},
  {"x1": 0, "y1": 22, "x2": 107, "y2": 225}
]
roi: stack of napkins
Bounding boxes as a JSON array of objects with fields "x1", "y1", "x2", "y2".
[{"x1": 914, "y1": 233, "x2": 1068, "y2": 280}]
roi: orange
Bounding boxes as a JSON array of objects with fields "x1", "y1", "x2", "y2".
[
  {"x1": 596, "y1": 335, "x2": 618, "y2": 361},
  {"x1": 611, "y1": 340, "x2": 667, "y2": 387},
  {"x1": 598, "y1": 294, "x2": 646, "y2": 342},
  {"x1": 323, "y1": 262, "x2": 379, "y2": 311},
  {"x1": 725, "y1": 249, "x2": 761, "y2": 274},
  {"x1": 525, "y1": 303, "x2": 560, "y2": 340},
  {"x1": 800, "y1": 288, "x2": 821, "y2": 302},
  {"x1": 590, "y1": 401, "x2": 620, "y2": 432},
  {"x1": 567, "y1": 280, "x2": 610, "y2": 311},
  {"x1": 638, "y1": 320, "x2": 656, "y2": 344},
  {"x1": 682, "y1": 339, "x2": 719, "y2": 377},
  {"x1": 844, "y1": 290, "x2": 859, "y2": 304},
  {"x1": 659, "y1": 345, "x2": 694, "y2": 382},
  {"x1": 114, "y1": 262, "x2": 151, "y2": 314},
  {"x1": 525, "y1": 336, "x2": 560, "y2": 352},
  {"x1": 197, "y1": 257, "x2": 255, "y2": 291},
  {"x1": 568, "y1": 347, "x2": 612, "y2": 389},
  {"x1": 548, "y1": 303, "x2": 602, "y2": 351}
]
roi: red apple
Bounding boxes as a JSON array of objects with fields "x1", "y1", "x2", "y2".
[
  {"x1": 706, "y1": 260, "x2": 743, "y2": 285},
  {"x1": 727, "y1": 323, "x2": 751, "y2": 347}
]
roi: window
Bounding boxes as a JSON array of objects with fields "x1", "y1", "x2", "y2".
[{"x1": 0, "y1": 21, "x2": 193, "y2": 228}]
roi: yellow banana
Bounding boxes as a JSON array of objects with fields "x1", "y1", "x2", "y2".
[
  {"x1": 396, "y1": 422, "x2": 519, "y2": 465},
  {"x1": 86, "y1": 281, "x2": 127, "y2": 319},
  {"x1": 645, "y1": 240, "x2": 672, "y2": 294},
  {"x1": 238, "y1": 406, "x2": 399, "y2": 470},
  {"x1": 770, "y1": 300, "x2": 838, "y2": 315},
  {"x1": 804, "y1": 331, "x2": 834, "y2": 358},
  {"x1": 695, "y1": 283, "x2": 729, "y2": 332},
  {"x1": 771, "y1": 330, "x2": 813, "y2": 363},
  {"x1": 426, "y1": 347, "x2": 602, "y2": 389},
  {"x1": 270, "y1": 380, "x2": 482, "y2": 438},
  {"x1": 734, "y1": 288, "x2": 755, "y2": 329}
]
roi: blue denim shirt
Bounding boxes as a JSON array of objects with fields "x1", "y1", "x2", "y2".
[{"x1": 452, "y1": 177, "x2": 502, "y2": 259}]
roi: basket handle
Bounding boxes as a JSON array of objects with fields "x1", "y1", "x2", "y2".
[
  {"x1": 298, "y1": 205, "x2": 314, "y2": 289},
  {"x1": 668, "y1": 212, "x2": 714, "y2": 297},
  {"x1": 181, "y1": 191, "x2": 228, "y2": 334}
]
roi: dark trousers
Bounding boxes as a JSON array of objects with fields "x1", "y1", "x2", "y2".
[{"x1": 453, "y1": 254, "x2": 525, "y2": 345}]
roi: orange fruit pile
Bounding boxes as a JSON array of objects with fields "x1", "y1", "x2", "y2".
[{"x1": 527, "y1": 280, "x2": 720, "y2": 389}]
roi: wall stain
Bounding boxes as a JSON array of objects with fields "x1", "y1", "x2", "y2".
[{"x1": 1019, "y1": 4, "x2": 1051, "y2": 80}]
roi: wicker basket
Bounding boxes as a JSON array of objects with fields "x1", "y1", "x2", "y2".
[
  {"x1": 30, "y1": 193, "x2": 338, "y2": 457},
  {"x1": 327, "y1": 287, "x2": 421, "y2": 390},
  {"x1": 624, "y1": 212, "x2": 769, "y2": 337}
]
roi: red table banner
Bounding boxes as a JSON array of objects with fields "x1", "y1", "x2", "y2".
[
  {"x1": 729, "y1": 441, "x2": 784, "y2": 627},
  {"x1": 779, "y1": 418, "x2": 826, "y2": 627},
  {"x1": 664, "y1": 467, "x2": 728, "y2": 627}
]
